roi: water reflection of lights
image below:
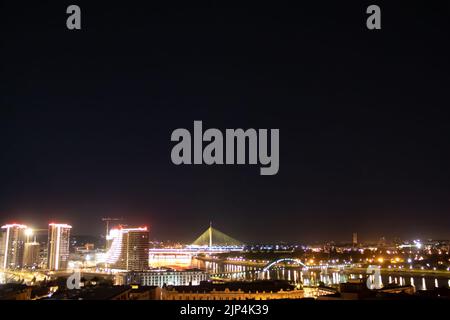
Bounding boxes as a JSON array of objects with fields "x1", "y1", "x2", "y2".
[{"x1": 195, "y1": 259, "x2": 450, "y2": 291}]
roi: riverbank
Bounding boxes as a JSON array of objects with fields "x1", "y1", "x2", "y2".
[
  {"x1": 196, "y1": 256, "x2": 266, "y2": 268},
  {"x1": 348, "y1": 267, "x2": 450, "y2": 277}
]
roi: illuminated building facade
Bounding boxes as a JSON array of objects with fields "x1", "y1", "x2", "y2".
[
  {"x1": 47, "y1": 223, "x2": 72, "y2": 271},
  {"x1": 0, "y1": 224, "x2": 27, "y2": 269},
  {"x1": 105, "y1": 227, "x2": 149, "y2": 271},
  {"x1": 124, "y1": 269, "x2": 210, "y2": 287},
  {"x1": 23, "y1": 242, "x2": 41, "y2": 267},
  {"x1": 161, "y1": 281, "x2": 304, "y2": 300}
]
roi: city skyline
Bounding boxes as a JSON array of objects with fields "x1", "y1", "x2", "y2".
[
  {"x1": 1, "y1": 213, "x2": 450, "y2": 301},
  {"x1": 0, "y1": 218, "x2": 447, "y2": 245}
]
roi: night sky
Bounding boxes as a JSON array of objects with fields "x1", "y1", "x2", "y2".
[{"x1": 1, "y1": 1, "x2": 449, "y2": 243}]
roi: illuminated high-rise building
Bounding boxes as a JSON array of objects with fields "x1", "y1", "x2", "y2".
[
  {"x1": 352, "y1": 232, "x2": 358, "y2": 246},
  {"x1": 105, "y1": 226, "x2": 149, "y2": 271},
  {"x1": 0, "y1": 224, "x2": 27, "y2": 269},
  {"x1": 47, "y1": 223, "x2": 72, "y2": 271}
]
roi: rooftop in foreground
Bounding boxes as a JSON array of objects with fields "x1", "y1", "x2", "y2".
[{"x1": 166, "y1": 280, "x2": 297, "y2": 293}]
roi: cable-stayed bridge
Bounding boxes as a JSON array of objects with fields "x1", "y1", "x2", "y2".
[
  {"x1": 149, "y1": 224, "x2": 244, "y2": 258},
  {"x1": 190, "y1": 223, "x2": 243, "y2": 248}
]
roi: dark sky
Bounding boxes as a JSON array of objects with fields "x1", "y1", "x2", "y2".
[{"x1": 1, "y1": 1, "x2": 449, "y2": 243}]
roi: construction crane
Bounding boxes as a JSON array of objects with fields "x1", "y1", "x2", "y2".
[{"x1": 102, "y1": 217, "x2": 123, "y2": 240}]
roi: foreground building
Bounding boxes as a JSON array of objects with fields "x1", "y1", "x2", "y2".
[
  {"x1": 0, "y1": 284, "x2": 32, "y2": 300},
  {"x1": 47, "y1": 223, "x2": 72, "y2": 271},
  {"x1": 317, "y1": 279, "x2": 416, "y2": 300},
  {"x1": 161, "y1": 280, "x2": 304, "y2": 300},
  {"x1": 105, "y1": 226, "x2": 149, "y2": 271},
  {"x1": 48, "y1": 285, "x2": 162, "y2": 300},
  {"x1": 50, "y1": 286, "x2": 132, "y2": 300}
]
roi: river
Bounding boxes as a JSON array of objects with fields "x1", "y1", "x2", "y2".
[{"x1": 190, "y1": 258, "x2": 450, "y2": 291}]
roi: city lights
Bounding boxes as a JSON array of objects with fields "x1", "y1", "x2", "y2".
[{"x1": 1, "y1": 220, "x2": 450, "y2": 302}]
